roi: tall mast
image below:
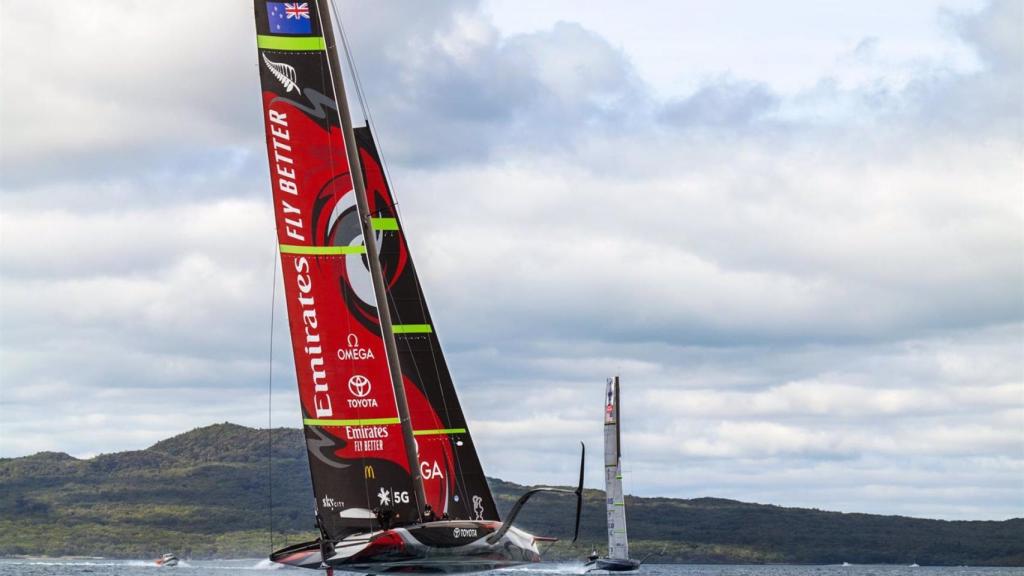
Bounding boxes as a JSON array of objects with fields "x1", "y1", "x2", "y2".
[
  {"x1": 615, "y1": 376, "x2": 621, "y2": 460},
  {"x1": 317, "y1": 2, "x2": 428, "y2": 516}
]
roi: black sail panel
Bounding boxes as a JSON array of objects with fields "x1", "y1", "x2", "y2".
[{"x1": 356, "y1": 127, "x2": 500, "y2": 521}]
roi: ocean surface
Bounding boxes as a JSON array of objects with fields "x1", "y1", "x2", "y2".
[{"x1": 0, "y1": 560, "x2": 1019, "y2": 576}]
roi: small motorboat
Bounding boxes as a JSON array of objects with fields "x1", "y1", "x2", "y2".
[{"x1": 155, "y1": 553, "x2": 179, "y2": 567}]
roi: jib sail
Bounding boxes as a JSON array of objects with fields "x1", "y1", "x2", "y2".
[
  {"x1": 355, "y1": 127, "x2": 500, "y2": 522},
  {"x1": 254, "y1": 0, "x2": 422, "y2": 539},
  {"x1": 604, "y1": 376, "x2": 629, "y2": 559}
]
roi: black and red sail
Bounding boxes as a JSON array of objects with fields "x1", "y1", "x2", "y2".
[
  {"x1": 356, "y1": 128, "x2": 499, "y2": 522},
  {"x1": 253, "y1": 0, "x2": 497, "y2": 540}
]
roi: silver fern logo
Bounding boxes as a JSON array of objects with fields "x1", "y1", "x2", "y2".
[{"x1": 262, "y1": 53, "x2": 299, "y2": 93}]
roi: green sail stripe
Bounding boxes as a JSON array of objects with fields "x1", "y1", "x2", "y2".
[
  {"x1": 257, "y1": 35, "x2": 326, "y2": 51},
  {"x1": 281, "y1": 244, "x2": 367, "y2": 255},
  {"x1": 371, "y1": 217, "x2": 399, "y2": 230},
  {"x1": 393, "y1": 324, "x2": 433, "y2": 334},
  {"x1": 413, "y1": 428, "x2": 467, "y2": 436},
  {"x1": 304, "y1": 417, "x2": 400, "y2": 427}
]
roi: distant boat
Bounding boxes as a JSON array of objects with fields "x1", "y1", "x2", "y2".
[
  {"x1": 841, "y1": 562, "x2": 851, "y2": 566},
  {"x1": 909, "y1": 563, "x2": 920, "y2": 568},
  {"x1": 586, "y1": 377, "x2": 641, "y2": 572},
  {"x1": 155, "y1": 553, "x2": 179, "y2": 567}
]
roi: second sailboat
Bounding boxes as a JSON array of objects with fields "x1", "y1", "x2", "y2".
[{"x1": 587, "y1": 377, "x2": 641, "y2": 572}]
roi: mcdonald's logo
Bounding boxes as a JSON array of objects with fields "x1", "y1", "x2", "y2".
[{"x1": 364, "y1": 465, "x2": 375, "y2": 479}]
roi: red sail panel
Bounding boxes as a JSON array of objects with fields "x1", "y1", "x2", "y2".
[
  {"x1": 356, "y1": 128, "x2": 500, "y2": 521},
  {"x1": 253, "y1": 0, "x2": 418, "y2": 538}
]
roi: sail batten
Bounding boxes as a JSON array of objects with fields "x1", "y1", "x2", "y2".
[
  {"x1": 304, "y1": 417, "x2": 402, "y2": 426},
  {"x1": 280, "y1": 244, "x2": 368, "y2": 255},
  {"x1": 256, "y1": 34, "x2": 326, "y2": 51}
]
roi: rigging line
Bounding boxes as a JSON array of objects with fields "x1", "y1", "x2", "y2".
[
  {"x1": 331, "y1": 0, "x2": 479, "y2": 516},
  {"x1": 267, "y1": 243, "x2": 279, "y2": 551},
  {"x1": 331, "y1": 0, "x2": 433, "y2": 468},
  {"x1": 331, "y1": 0, "x2": 403, "y2": 230},
  {"x1": 312, "y1": 1, "x2": 358, "y2": 530},
  {"x1": 332, "y1": 0, "x2": 369, "y2": 123},
  {"x1": 324, "y1": 3, "x2": 393, "y2": 525},
  {"x1": 399, "y1": 237, "x2": 477, "y2": 512},
  {"x1": 362, "y1": 144, "x2": 476, "y2": 515},
  {"x1": 336, "y1": 23, "x2": 421, "y2": 518}
]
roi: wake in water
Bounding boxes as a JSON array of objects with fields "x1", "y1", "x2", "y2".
[
  {"x1": 497, "y1": 563, "x2": 589, "y2": 575},
  {"x1": 128, "y1": 559, "x2": 192, "y2": 568},
  {"x1": 160, "y1": 559, "x2": 284, "y2": 571},
  {"x1": 1, "y1": 559, "x2": 193, "y2": 568}
]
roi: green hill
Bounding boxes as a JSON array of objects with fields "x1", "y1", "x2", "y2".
[{"x1": 1, "y1": 423, "x2": 1020, "y2": 565}]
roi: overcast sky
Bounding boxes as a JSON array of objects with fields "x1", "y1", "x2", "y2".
[{"x1": 1, "y1": 0, "x2": 1021, "y2": 521}]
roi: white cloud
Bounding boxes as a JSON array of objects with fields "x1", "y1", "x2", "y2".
[
  {"x1": 0, "y1": 0, "x2": 1021, "y2": 522},
  {"x1": 0, "y1": 1, "x2": 262, "y2": 186},
  {"x1": 396, "y1": 129, "x2": 1021, "y2": 344}
]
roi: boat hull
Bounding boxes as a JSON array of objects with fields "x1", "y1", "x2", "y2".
[
  {"x1": 585, "y1": 558, "x2": 641, "y2": 572},
  {"x1": 271, "y1": 520, "x2": 541, "y2": 574}
]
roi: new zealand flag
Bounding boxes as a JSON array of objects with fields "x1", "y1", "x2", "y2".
[{"x1": 267, "y1": 2, "x2": 312, "y2": 35}]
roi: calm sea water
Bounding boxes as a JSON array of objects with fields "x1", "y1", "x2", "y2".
[{"x1": 0, "y1": 560, "x2": 1019, "y2": 576}]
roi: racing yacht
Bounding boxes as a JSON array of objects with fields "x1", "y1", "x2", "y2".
[{"x1": 251, "y1": 1, "x2": 583, "y2": 573}]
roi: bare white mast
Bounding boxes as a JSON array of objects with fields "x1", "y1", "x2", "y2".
[{"x1": 604, "y1": 376, "x2": 629, "y2": 559}]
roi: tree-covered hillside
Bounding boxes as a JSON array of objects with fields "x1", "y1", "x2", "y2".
[{"x1": 1, "y1": 423, "x2": 1020, "y2": 565}]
